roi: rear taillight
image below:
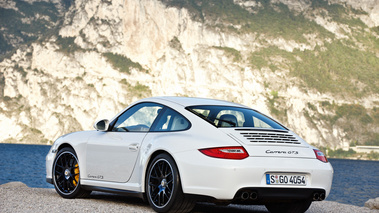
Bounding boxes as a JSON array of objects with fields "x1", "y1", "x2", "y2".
[
  {"x1": 313, "y1": 149, "x2": 328, "y2": 163},
  {"x1": 199, "y1": 146, "x2": 249, "y2": 160}
]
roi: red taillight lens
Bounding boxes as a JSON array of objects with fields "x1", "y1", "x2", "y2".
[
  {"x1": 314, "y1": 149, "x2": 328, "y2": 163},
  {"x1": 199, "y1": 146, "x2": 249, "y2": 160}
]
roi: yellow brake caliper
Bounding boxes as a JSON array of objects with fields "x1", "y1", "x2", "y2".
[{"x1": 73, "y1": 163, "x2": 79, "y2": 186}]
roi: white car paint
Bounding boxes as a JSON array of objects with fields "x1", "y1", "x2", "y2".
[{"x1": 46, "y1": 96, "x2": 333, "y2": 213}]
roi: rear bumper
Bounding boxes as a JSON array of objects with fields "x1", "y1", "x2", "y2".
[
  {"x1": 176, "y1": 152, "x2": 333, "y2": 201},
  {"x1": 232, "y1": 187, "x2": 326, "y2": 204},
  {"x1": 46, "y1": 178, "x2": 53, "y2": 184}
]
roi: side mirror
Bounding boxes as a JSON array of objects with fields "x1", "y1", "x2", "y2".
[{"x1": 93, "y1": 119, "x2": 110, "y2": 131}]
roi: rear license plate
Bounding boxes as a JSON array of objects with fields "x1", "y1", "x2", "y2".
[{"x1": 266, "y1": 174, "x2": 306, "y2": 185}]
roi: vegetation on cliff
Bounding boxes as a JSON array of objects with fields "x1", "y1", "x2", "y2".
[{"x1": 0, "y1": 0, "x2": 378, "y2": 148}]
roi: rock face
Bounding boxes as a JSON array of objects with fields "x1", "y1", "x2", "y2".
[
  {"x1": 0, "y1": 0, "x2": 378, "y2": 147},
  {"x1": 365, "y1": 197, "x2": 379, "y2": 210},
  {"x1": 0, "y1": 0, "x2": 68, "y2": 55}
]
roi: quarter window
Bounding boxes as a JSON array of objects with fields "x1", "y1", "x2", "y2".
[{"x1": 151, "y1": 108, "x2": 190, "y2": 132}]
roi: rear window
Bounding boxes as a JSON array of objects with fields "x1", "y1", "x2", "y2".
[{"x1": 186, "y1": 105, "x2": 286, "y2": 130}]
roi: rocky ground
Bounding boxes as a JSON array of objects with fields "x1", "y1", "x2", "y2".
[{"x1": 1, "y1": 182, "x2": 377, "y2": 213}]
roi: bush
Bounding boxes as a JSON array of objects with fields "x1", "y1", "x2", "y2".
[
  {"x1": 364, "y1": 134, "x2": 379, "y2": 146},
  {"x1": 162, "y1": 0, "x2": 332, "y2": 41},
  {"x1": 328, "y1": 148, "x2": 356, "y2": 158},
  {"x1": 249, "y1": 46, "x2": 295, "y2": 71},
  {"x1": 0, "y1": 0, "x2": 64, "y2": 54},
  {"x1": 367, "y1": 151, "x2": 379, "y2": 160},
  {"x1": 163, "y1": 1, "x2": 378, "y2": 98},
  {"x1": 169, "y1": 36, "x2": 183, "y2": 51},
  {"x1": 103, "y1": 53, "x2": 144, "y2": 74},
  {"x1": 56, "y1": 36, "x2": 82, "y2": 55},
  {"x1": 129, "y1": 82, "x2": 151, "y2": 98},
  {"x1": 292, "y1": 41, "x2": 379, "y2": 96},
  {"x1": 213, "y1": 46, "x2": 242, "y2": 62}
]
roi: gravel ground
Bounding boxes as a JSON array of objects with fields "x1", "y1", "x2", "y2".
[{"x1": 1, "y1": 182, "x2": 377, "y2": 213}]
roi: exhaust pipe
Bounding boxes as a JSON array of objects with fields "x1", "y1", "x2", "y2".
[
  {"x1": 313, "y1": 193, "x2": 320, "y2": 201},
  {"x1": 241, "y1": 192, "x2": 249, "y2": 200},
  {"x1": 250, "y1": 192, "x2": 258, "y2": 200},
  {"x1": 313, "y1": 192, "x2": 325, "y2": 201},
  {"x1": 319, "y1": 193, "x2": 325, "y2": 201}
]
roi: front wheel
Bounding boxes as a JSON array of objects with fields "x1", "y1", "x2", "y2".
[
  {"x1": 52, "y1": 147, "x2": 91, "y2": 198},
  {"x1": 146, "y1": 153, "x2": 195, "y2": 213},
  {"x1": 265, "y1": 199, "x2": 312, "y2": 213}
]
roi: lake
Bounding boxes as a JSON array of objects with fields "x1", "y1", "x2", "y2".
[{"x1": 0, "y1": 143, "x2": 378, "y2": 206}]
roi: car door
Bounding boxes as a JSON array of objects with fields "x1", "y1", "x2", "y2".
[{"x1": 85, "y1": 102, "x2": 163, "y2": 183}]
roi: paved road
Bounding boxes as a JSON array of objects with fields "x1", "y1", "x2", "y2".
[{"x1": 1, "y1": 182, "x2": 376, "y2": 213}]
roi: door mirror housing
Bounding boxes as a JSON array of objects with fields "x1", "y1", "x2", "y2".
[{"x1": 94, "y1": 119, "x2": 110, "y2": 131}]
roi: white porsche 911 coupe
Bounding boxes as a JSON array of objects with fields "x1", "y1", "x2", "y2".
[{"x1": 46, "y1": 96, "x2": 333, "y2": 213}]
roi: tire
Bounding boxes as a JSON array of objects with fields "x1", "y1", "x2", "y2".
[
  {"x1": 145, "y1": 153, "x2": 195, "y2": 213},
  {"x1": 52, "y1": 147, "x2": 91, "y2": 198},
  {"x1": 265, "y1": 199, "x2": 312, "y2": 213}
]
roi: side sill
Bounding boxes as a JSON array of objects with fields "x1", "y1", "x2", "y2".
[{"x1": 81, "y1": 185, "x2": 145, "y2": 200}]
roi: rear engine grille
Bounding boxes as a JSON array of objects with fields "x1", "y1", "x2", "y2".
[{"x1": 238, "y1": 131, "x2": 301, "y2": 144}]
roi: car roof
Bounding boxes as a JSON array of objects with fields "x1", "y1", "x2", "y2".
[{"x1": 142, "y1": 96, "x2": 248, "y2": 108}]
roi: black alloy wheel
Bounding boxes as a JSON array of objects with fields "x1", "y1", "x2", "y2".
[
  {"x1": 146, "y1": 153, "x2": 195, "y2": 213},
  {"x1": 53, "y1": 147, "x2": 90, "y2": 198}
]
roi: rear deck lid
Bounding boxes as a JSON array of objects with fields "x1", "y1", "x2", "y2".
[{"x1": 219, "y1": 128, "x2": 316, "y2": 158}]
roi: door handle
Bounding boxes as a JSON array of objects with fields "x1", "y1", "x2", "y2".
[{"x1": 129, "y1": 143, "x2": 139, "y2": 151}]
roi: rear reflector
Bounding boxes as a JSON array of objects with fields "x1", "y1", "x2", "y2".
[
  {"x1": 199, "y1": 146, "x2": 249, "y2": 160},
  {"x1": 313, "y1": 149, "x2": 328, "y2": 163}
]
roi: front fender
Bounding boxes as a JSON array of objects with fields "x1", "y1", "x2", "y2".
[{"x1": 45, "y1": 131, "x2": 94, "y2": 183}]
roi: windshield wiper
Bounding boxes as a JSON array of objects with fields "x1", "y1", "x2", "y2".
[
  {"x1": 186, "y1": 108, "x2": 237, "y2": 127},
  {"x1": 186, "y1": 108, "x2": 216, "y2": 126},
  {"x1": 213, "y1": 118, "x2": 236, "y2": 127}
]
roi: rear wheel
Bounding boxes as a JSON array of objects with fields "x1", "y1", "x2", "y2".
[
  {"x1": 146, "y1": 153, "x2": 195, "y2": 213},
  {"x1": 265, "y1": 199, "x2": 312, "y2": 213},
  {"x1": 53, "y1": 147, "x2": 91, "y2": 198}
]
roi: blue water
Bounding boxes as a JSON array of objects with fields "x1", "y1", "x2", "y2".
[
  {"x1": 326, "y1": 158, "x2": 379, "y2": 206},
  {"x1": 0, "y1": 143, "x2": 53, "y2": 188},
  {"x1": 0, "y1": 143, "x2": 378, "y2": 206}
]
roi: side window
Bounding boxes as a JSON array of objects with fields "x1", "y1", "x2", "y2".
[
  {"x1": 112, "y1": 103, "x2": 163, "y2": 132},
  {"x1": 151, "y1": 108, "x2": 190, "y2": 132}
]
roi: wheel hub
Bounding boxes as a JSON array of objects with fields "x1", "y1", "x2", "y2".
[
  {"x1": 158, "y1": 179, "x2": 167, "y2": 194},
  {"x1": 64, "y1": 169, "x2": 71, "y2": 180},
  {"x1": 161, "y1": 179, "x2": 167, "y2": 187}
]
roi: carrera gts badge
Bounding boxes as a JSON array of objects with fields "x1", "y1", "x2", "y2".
[{"x1": 266, "y1": 150, "x2": 299, "y2": 154}]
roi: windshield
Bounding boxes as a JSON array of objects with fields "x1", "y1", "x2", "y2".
[{"x1": 186, "y1": 105, "x2": 286, "y2": 130}]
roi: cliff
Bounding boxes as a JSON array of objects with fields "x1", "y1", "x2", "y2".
[{"x1": 0, "y1": 0, "x2": 378, "y2": 147}]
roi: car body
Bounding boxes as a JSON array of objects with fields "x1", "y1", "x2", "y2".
[{"x1": 46, "y1": 96, "x2": 333, "y2": 213}]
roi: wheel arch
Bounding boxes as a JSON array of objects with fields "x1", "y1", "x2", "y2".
[
  {"x1": 57, "y1": 143, "x2": 75, "y2": 153},
  {"x1": 143, "y1": 149, "x2": 196, "y2": 212},
  {"x1": 52, "y1": 143, "x2": 76, "y2": 178},
  {"x1": 142, "y1": 150, "x2": 183, "y2": 193},
  {"x1": 53, "y1": 143, "x2": 82, "y2": 181},
  {"x1": 52, "y1": 144, "x2": 91, "y2": 198}
]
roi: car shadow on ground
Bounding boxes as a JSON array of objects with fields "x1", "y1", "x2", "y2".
[
  {"x1": 193, "y1": 203, "x2": 269, "y2": 213},
  {"x1": 87, "y1": 192, "x2": 269, "y2": 213}
]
